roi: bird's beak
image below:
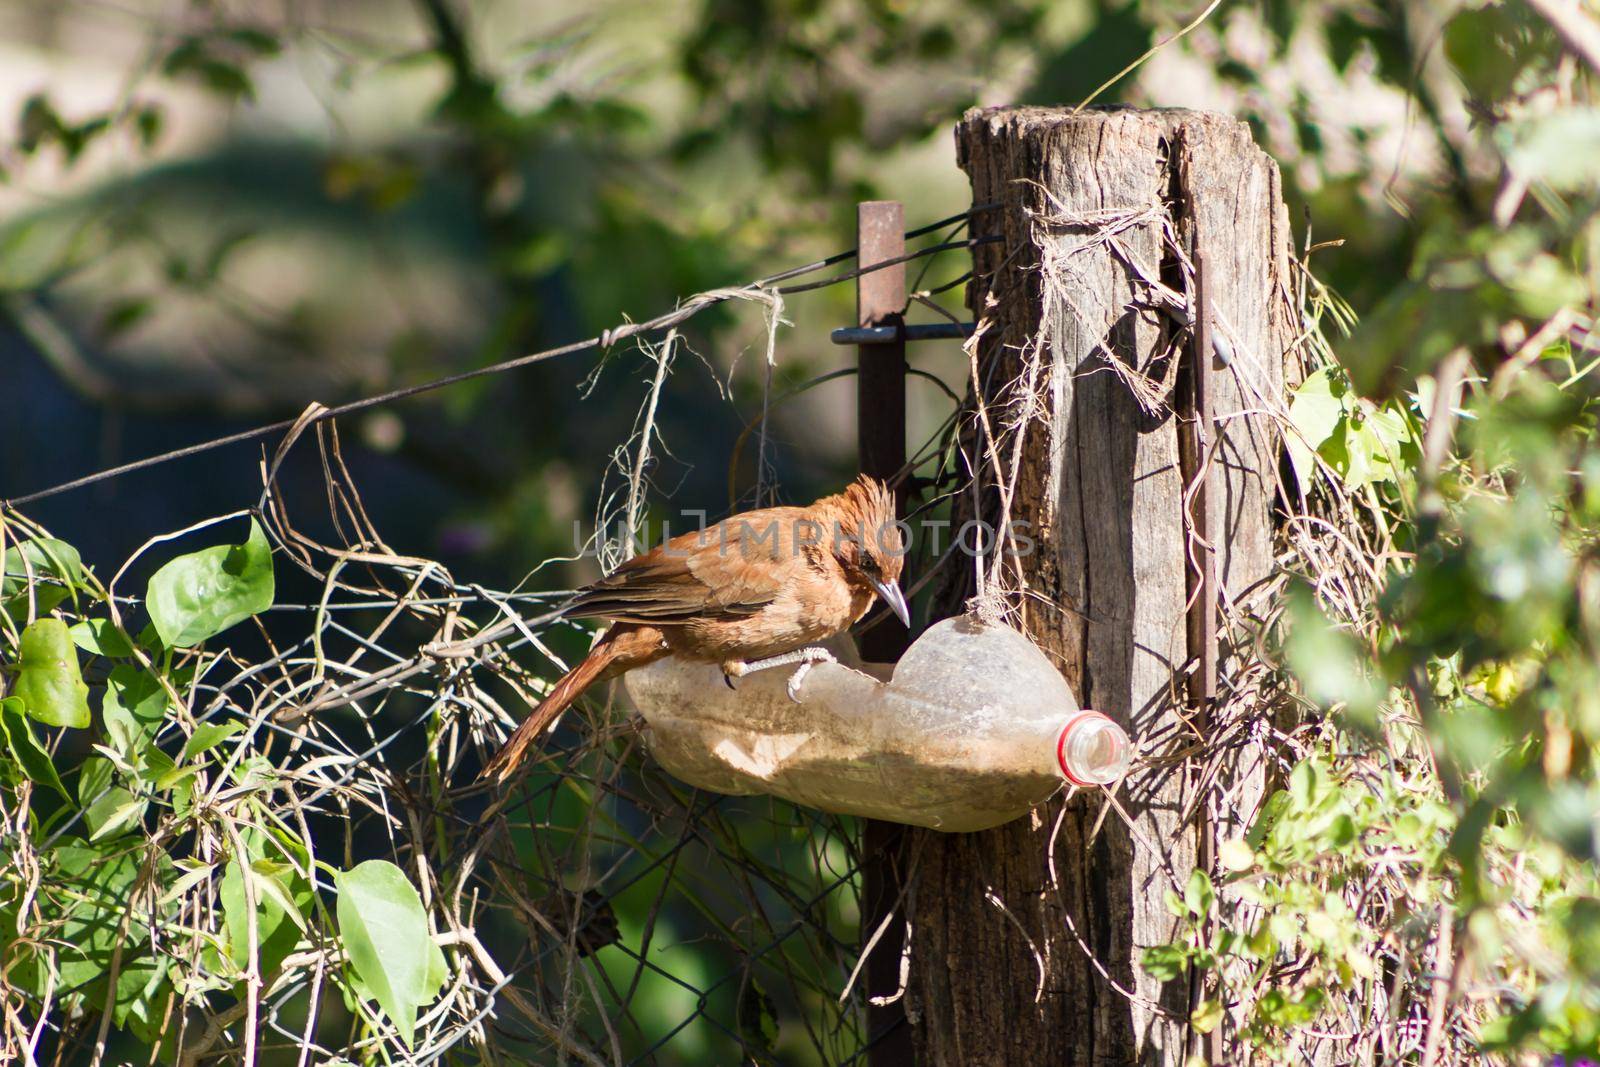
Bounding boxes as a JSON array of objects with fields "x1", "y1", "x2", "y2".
[{"x1": 873, "y1": 579, "x2": 911, "y2": 628}]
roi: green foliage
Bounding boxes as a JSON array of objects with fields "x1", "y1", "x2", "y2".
[
  {"x1": 16, "y1": 94, "x2": 111, "y2": 163},
  {"x1": 1117, "y1": 1, "x2": 1600, "y2": 1056},
  {"x1": 8, "y1": 0, "x2": 1600, "y2": 1061},
  {"x1": 1286, "y1": 366, "x2": 1417, "y2": 491},
  {"x1": 160, "y1": 26, "x2": 281, "y2": 102},
  {"x1": 70, "y1": 617, "x2": 134, "y2": 658},
  {"x1": 0, "y1": 509, "x2": 304, "y2": 1058},
  {"x1": 145, "y1": 518, "x2": 275, "y2": 648},
  {"x1": 221, "y1": 829, "x2": 314, "y2": 979},
  {"x1": 0, "y1": 697, "x2": 68, "y2": 798},
  {"x1": 3, "y1": 538, "x2": 82, "y2": 619},
  {"x1": 335, "y1": 860, "x2": 449, "y2": 1048},
  {"x1": 103, "y1": 664, "x2": 170, "y2": 756},
  {"x1": 1143, "y1": 753, "x2": 1450, "y2": 1058},
  {"x1": 14, "y1": 618, "x2": 90, "y2": 728}
]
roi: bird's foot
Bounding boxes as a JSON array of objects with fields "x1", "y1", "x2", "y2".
[
  {"x1": 784, "y1": 660, "x2": 818, "y2": 702},
  {"x1": 722, "y1": 671, "x2": 739, "y2": 691},
  {"x1": 728, "y1": 647, "x2": 837, "y2": 703}
]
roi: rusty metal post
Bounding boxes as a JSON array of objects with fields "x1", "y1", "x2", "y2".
[
  {"x1": 1180, "y1": 245, "x2": 1221, "y2": 1064},
  {"x1": 856, "y1": 200, "x2": 909, "y2": 556},
  {"x1": 1185, "y1": 247, "x2": 1218, "y2": 710},
  {"x1": 855, "y1": 200, "x2": 913, "y2": 1064}
]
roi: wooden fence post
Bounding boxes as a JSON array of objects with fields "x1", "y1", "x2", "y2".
[
  {"x1": 855, "y1": 199, "x2": 916, "y2": 1065},
  {"x1": 905, "y1": 107, "x2": 1293, "y2": 1065}
]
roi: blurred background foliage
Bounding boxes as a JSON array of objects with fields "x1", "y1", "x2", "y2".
[
  {"x1": 6, "y1": 0, "x2": 1600, "y2": 1061},
  {"x1": 0, "y1": 0, "x2": 1487, "y2": 575}
]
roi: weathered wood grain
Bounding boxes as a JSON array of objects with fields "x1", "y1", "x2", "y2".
[{"x1": 905, "y1": 106, "x2": 1292, "y2": 1066}]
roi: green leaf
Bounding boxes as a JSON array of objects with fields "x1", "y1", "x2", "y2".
[
  {"x1": 250, "y1": 860, "x2": 309, "y2": 932},
  {"x1": 154, "y1": 761, "x2": 200, "y2": 793},
  {"x1": 1257, "y1": 987, "x2": 1325, "y2": 1027},
  {"x1": 51, "y1": 842, "x2": 142, "y2": 995},
  {"x1": 14, "y1": 618, "x2": 91, "y2": 728},
  {"x1": 335, "y1": 860, "x2": 448, "y2": 1048},
  {"x1": 0, "y1": 697, "x2": 69, "y2": 799},
  {"x1": 102, "y1": 665, "x2": 169, "y2": 757},
  {"x1": 142, "y1": 745, "x2": 178, "y2": 785},
  {"x1": 162, "y1": 38, "x2": 256, "y2": 100},
  {"x1": 145, "y1": 518, "x2": 275, "y2": 648},
  {"x1": 1290, "y1": 758, "x2": 1329, "y2": 810},
  {"x1": 69, "y1": 618, "x2": 134, "y2": 658},
  {"x1": 1283, "y1": 586, "x2": 1384, "y2": 726},
  {"x1": 1343, "y1": 406, "x2": 1411, "y2": 488},
  {"x1": 160, "y1": 859, "x2": 213, "y2": 905},
  {"x1": 1191, "y1": 997, "x2": 1223, "y2": 1034},
  {"x1": 111, "y1": 953, "x2": 169, "y2": 1029},
  {"x1": 225, "y1": 27, "x2": 282, "y2": 56},
  {"x1": 1502, "y1": 108, "x2": 1600, "y2": 191},
  {"x1": 1324, "y1": 813, "x2": 1358, "y2": 850},
  {"x1": 1443, "y1": 4, "x2": 1555, "y2": 102},
  {"x1": 221, "y1": 838, "x2": 313, "y2": 977},
  {"x1": 2, "y1": 537, "x2": 82, "y2": 599},
  {"x1": 181, "y1": 720, "x2": 244, "y2": 762},
  {"x1": 1218, "y1": 838, "x2": 1255, "y2": 873},
  {"x1": 1184, "y1": 869, "x2": 1215, "y2": 918},
  {"x1": 78, "y1": 756, "x2": 145, "y2": 841},
  {"x1": 1286, "y1": 367, "x2": 1346, "y2": 492},
  {"x1": 738, "y1": 977, "x2": 780, "y2": 1055},
  {"x1": 1139, "y1": 942, "x2": 1189, "y2": 981},
  {"x1": 1246, "y1": 790, "x2": 1289, "y2": 849}
]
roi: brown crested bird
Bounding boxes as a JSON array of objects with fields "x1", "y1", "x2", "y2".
[{"x1": 480, "y1": 475, "x2": 909, "y2": 784}]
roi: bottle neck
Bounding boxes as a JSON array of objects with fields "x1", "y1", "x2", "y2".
[{"x1": 1055, "y1": 710, "x2": 1130, "y2": 787}]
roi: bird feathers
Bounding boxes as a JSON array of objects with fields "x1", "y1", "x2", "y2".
[{"x1": 481, "y1": 475, "x2": 906, "y2": 784}]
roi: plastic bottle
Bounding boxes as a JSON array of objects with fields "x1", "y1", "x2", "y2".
[{"x1": 623, "y1": 614, "x2": 1132, "y2": 832}]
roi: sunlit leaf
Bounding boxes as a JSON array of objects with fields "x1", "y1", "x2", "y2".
[
  {"x1": 1283, "y1": 587, "x2": 1384, "y2": 726},
  {"x1": 69, "y1": 618, "x2": 134, "y2": 658},
  {"x1": 221, "y1": 833, "x2": 314, "y2": 977},
  {"x1": 102, "y1": 665, "x2": 169, "y2": 756},
  {"x1": 1218, "y1": 838, "x2": 1254, "y2": 873},
  {"x1": 1444, "y1": 5, "x2": 1556, "y2": 102},
  {"x1": 1501, "y1": 109, "x2": 1600, "y2": 191},
  {"x1": 335, "y1": 860, "x2": 448, "y2": 1048},
  {"x1": 51, "y1": 843, "x2": 141, "y2": 995},
  {"x1": 1184, "y1": 869, "x2": 1215, "y2": 918},
  {"x1": 1286, "y1": 367, "x2": 1346, "y2": 492},
  {"x1": 1139, "y1": 942, "x2": 1188, "y2": 982},
  {"x1": 181, "y1": 720, "x2": 244, "y2": 762},
  {"x1": 1191, "y1": 997, "x2": 1223, "y2": 1034},
  {"x1": 145, "y1": 518, "x2": 274, "y2": 648},
  {"x1": 15, "y1": 618, "x2": 91, "y2": 728},
  {"x1": 2, "y1": 538, "x2": 82, "y2": 598}
]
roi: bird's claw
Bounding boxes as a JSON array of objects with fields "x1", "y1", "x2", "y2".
[
  {"x1": 723, "y1": 672, "x2": 739, "y2": 691},
  {"x1": 784, "y1": 652, "x2": 833, "y2": 702}
]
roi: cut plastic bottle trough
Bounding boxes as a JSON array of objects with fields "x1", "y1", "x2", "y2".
[{"x1": 624, "y1": 614, "x2": 1131, "y2": 833}]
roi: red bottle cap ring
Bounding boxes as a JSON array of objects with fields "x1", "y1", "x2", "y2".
[{"x1": 1056, "y1": 710, "x2": 1124, "y2": 787}]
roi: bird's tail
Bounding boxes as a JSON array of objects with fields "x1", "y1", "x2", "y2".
[{"x1": 479, "y1": 627, "x2": 657, "y2": 785}]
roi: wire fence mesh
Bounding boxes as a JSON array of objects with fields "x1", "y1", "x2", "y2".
[
  {"x1": 0, "y1": 214, "x2": 987, "y2": 1066},
  {"x1": 0, "y1": 183, "x2": 1480, "y2": 1065}
]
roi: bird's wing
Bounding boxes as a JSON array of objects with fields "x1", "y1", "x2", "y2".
[{"x1": 564, "y1": 509, "x2": 801, "y2": 624}]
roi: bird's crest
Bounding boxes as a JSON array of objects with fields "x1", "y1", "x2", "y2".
[{"x1": 821, "y1": 475, "x2": 904, "y2": 579}]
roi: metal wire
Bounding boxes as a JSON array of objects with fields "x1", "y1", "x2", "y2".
[
  {"x1": 4, "y1": 208, "x2": 1000, "y2": 510},
  {"x1": 0, "y1": 204, "x2": 1002, "y2": 1063}
]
